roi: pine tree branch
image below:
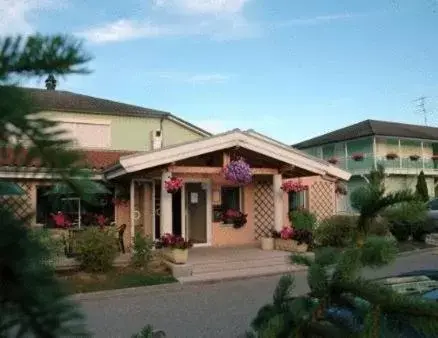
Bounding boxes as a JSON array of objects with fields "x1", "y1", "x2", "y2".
[{"x1": 0, "y1": 35, "x2": 91, "y2": 80}]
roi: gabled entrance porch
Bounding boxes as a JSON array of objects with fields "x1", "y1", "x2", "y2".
[{"x1": 106, "y1": 129, "x2": 350, "y2": 252}]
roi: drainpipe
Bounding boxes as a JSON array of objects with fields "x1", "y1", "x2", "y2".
[{"x1": 160, "y1": 117, "x2": 165, "y2": 147}]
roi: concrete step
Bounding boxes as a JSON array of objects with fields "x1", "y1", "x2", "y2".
[
  {"x1": 188, "y1": 250, "x2": 291, "y2": 265},
  {"x1": 178, "y1": 264, "x2": 307, "y2": 284},
  {"x1": 192, "y1": 256, "x2": 291, "y2": 274}
]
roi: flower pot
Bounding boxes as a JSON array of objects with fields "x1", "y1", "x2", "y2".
[
  {"x1": 164, "y1": 248, "x2": 188, "y2": 264},
  {"x1": 261, "y1": 237, "x2": 274, "y2": 250},
  {"x1": 275, "y1": 239, "x2": 308, "y2": 252}
]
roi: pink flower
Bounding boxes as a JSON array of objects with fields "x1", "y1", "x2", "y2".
[
  {"x1": 165, "y1": 177, "x2": 183, "y2": 193},
  {"x1": 280, "y1": 226, "x2": 294, "y2": 240},
  {"x1": 281, "y1": 180, "x2": 308, "y2": 193}
]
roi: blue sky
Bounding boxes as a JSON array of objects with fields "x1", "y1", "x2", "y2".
[{"x1": 4, "y1": 0, "x2": 438, "y2": 144}]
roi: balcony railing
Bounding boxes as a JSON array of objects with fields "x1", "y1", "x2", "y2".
[{"x1": 325, "y1": 153, "x2": 438, "y2": 174}]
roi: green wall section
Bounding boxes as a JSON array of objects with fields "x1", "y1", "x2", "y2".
[{"x1": 37, "y1": 111, "x2": 204, "y2": 151}]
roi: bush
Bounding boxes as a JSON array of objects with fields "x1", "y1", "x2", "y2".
[
  {"x1": 368, "y1": 216, "x2": 390, "y2": 236},
  {"x1": 132, "y1": 233, "x2": 154, "y2": 268},
  {"x1": 75, "y1": 227, "x2": 118, "y2": 272},
  {"x1": 389, "y1": 221, "x2": 411, "y2": 242},
  {"x1": 412, "y1": 220, "x2": 435, "y2": 242},
  {"x1": 383, "y1": 200, "x2": 427, "y2": 225},
  {"x1": 289, "y1": 209, "x2": 317, "y2": 231},
  {"x1": 28, "y1": 228, "x2": 64, "y2": 266},
  {"x1": 314, "y1": 215, "x2": 356, "y2": 247},
  {"x1": 384, "y1": 201, "x2": 431, "y2": 242}
]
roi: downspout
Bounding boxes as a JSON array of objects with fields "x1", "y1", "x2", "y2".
[{"x1": 160, "y1": 116, "x2": 165, "y2": 148}]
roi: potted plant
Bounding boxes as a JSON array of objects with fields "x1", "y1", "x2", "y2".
[
  {"x1": 410, "y1": 154, "x2": 420, "y2": 161},
  {"x1": 222, "y1": 209, "x2": 248, "y2": 229},
  {"x1": 260, "y1": 229, "x2": 276, "y2": 250},
  {"x1": 351, "y1": 153, "x2": 364, "y2": 162},
  {"x1": 291, "y1": 229, "x2": 313, "y2": 252},
  {"x1": 223, "y1": 158, "x2": 252, "y2": 185},
  {"x1": 274, "y1": 226, "x2": 311, "y2": 253},
  {"x1": 164, "y1": 177, "x2": 183, "y2": 193},
  {"x1": 281, "y1": 180, "x2": 308, "y2": 193},
  {"x1": 156, "y1": 233, "x2": 193, "y2": 264},
  {"x1": 327, "y1": 157, "x2": 338, "y2": 165},
  {"x1": 386, "y1": 153, "x2": 398, "y2": 160}
]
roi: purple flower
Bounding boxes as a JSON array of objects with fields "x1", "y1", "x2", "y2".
[{"x1": 224, "y1": 159, "x2": 252, "y2": 184}]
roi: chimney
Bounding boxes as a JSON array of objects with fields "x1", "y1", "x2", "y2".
[{"x1": 45, "y1": 74, "x2": 57, "y2": 90}]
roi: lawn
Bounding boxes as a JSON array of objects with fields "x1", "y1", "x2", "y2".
[{"x1": 58, "y1": 259, "x2": 177, "y2": 294}]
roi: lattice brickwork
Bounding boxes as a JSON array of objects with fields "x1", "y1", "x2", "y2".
[
  {"x1": 0, "y1": 182, "x2": 33, "y2": 219},
  {"x1": 309, "y1": 180, "x2": 334, "y2": 221},
  {"x1": 254, "y1": 181, "x2": 275, "y2": 239}
]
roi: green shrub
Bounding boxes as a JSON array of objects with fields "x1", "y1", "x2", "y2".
[
  {"x1": 384, "y1": 201, "x2": 430, "y2": 242},
  {"x1": 412, "y1": 219, "x2": 435, "y2": 242},
  {"x1": 132, "y1": 233, "x2": 154, "y2": 268},
  {"x1": 383, "y1": 201, "x2": 427, "y2": 224},
  {"x1": 368, "y1": 216, "x2": 390, "y2": 236},
  {"x1": 314, "y1": 215, "x2": 356, "y2": 247},
  {"x1": 289, "y1": 209, "x2": 317, "y2": 231},
  {"x1": 75, "y1": 228, "x2": 118, "y2": 272},
  {"x1": 389, "y1": 221, "x2": 411, "y2": 242},
  {"x1": 28, "y1": 228, "x2": 64, "y2": 266}
]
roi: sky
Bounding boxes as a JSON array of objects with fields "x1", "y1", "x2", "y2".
[{"x1": 2, "y1": 0, "x2": 438, "y2": 144}]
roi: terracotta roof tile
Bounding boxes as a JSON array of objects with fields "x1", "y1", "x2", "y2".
[{"x1": 0, "y1": 148, "x2": 133, "y2": 171}]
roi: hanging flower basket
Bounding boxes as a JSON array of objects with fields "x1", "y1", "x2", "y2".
[
  {"x1": 409, "y1": 155, "x2": 420, "y2": 161},
  {"x1": 386, "y1": 153, "x2": 398, "y2": 160},
  {"x1": 335, "y1": 182, "x2": 347, "y2": 195},
  {"x1": 223, "y1": 158, "x2": 252, "y2": 185},
  {"x1": 281, "y1": 180, "x2": 308, "y2": 193},
  {"x1": 164, "y1": 177, "x2": 183, "y2": 193},
  {"x1": 327, "y1": 157, "x2": 338, "y2": 165},
  {"x1": 351, "y1": 153, "x2": 364, "y2": 162},
  {"x1": 222, "y1": 209, "x2": 248, "y2": 229}
]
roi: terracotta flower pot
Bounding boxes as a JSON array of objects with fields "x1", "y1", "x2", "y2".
[
  {"x1": 164, "y1": 248, "x2": 188, "y2": 264},
  {"x1": 261, "y1": 237, "x2": 274, "y2": 250},
  {"x1": 274, "y1": 239, "x2": 308, "y2": 252}
]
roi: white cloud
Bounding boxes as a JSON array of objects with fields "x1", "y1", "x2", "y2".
[
  {"x1": 77, "y1": 15, "x2": 259, "y2": 43},
  {"x1": 76, "y1": 19, "x2": 180, "y2": 43},
  {"x1": 276, "y1": 13, "x2": 364, "y2": 27},
  {"x1": 153, "y1": 0, "x2": 251, "y2": 15},
  {"x1": 0, "y1": 0, "x2": 66, "y2": 34}
]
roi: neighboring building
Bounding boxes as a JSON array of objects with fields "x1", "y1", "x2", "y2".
[
  {"x1": 294, "y1": 119, "x2": 438, "y2": 213},
  {"x1": 1, "y1": 86, "x2": 350, "y2": 251}
]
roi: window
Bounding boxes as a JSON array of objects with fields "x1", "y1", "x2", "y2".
[
  {"x1": 221, "y1": 187, "x2": 242, "y2": 211},
  {"x1": 36, "y1": 185, "x2": 115, "y2": 227},
  {"x1": 288, "y1": 190, "x2": 308, "y2": 212},
  {"x1": 56, "y1": 120, "x2": 111, "y2": 148}
]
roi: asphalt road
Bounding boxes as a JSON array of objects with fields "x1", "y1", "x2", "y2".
[{"x1": 78, "y1": 251, "x2": 438, "y2": 338}]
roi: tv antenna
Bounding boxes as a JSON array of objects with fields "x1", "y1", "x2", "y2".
[{"x1": 414, "y1": 96, "x2": 430, "y2": 126}]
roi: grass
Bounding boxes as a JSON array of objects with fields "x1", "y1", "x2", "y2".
[
  {"x1": 57, "y1": 259, "x2": 177, "y2": 294},
  {"x1": 396, "y1": 240, "x2": 436, "y2": 253}
]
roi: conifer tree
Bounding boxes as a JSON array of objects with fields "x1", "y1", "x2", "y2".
[
  {"x1": 0, "y1": 34, "x2": 93, "y2": 337},
  {"x1": 415, "y1": 170, "x2": 429, "y2": 202},
  {"x1": 248, "y1": 166, "x2": 438, "y2": 337}
]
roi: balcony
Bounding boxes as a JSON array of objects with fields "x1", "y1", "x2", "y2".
[{"x1": 326, "y1": 153, "x2": 438, "y2": 176}]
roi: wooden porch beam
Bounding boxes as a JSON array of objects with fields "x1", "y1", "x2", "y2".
[
  {"x1": 168, "y1": 166, "x2": 278, "y2": 175},
  {"x1": 223, "y1": 151, "x2": 230, "y2": 167},
  {"x1": 279, "y1": 165, "x2": 295, "y2": 174}
]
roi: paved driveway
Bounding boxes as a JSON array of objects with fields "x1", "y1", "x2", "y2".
[{"x1": 78, "y1": 251, "x2": 438, "y2": 338}]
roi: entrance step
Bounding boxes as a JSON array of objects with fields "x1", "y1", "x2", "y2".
[
  {"x1": 178, "y1": 264, "x2": 307, "y2": 284},
  {"x1": 192, "y1": 255, "x2": 291, "y2": 274}
]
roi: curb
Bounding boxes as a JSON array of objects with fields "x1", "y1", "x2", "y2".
[
  {"x1": 397, "y1": 247, "x2": 438, "y2": 258},
  {"x1": 177, "y1": 266, "x2": 308, "y2": 286},
  {"x1": 71, "y1": 282, "x2": 183, "y2": 302}
]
